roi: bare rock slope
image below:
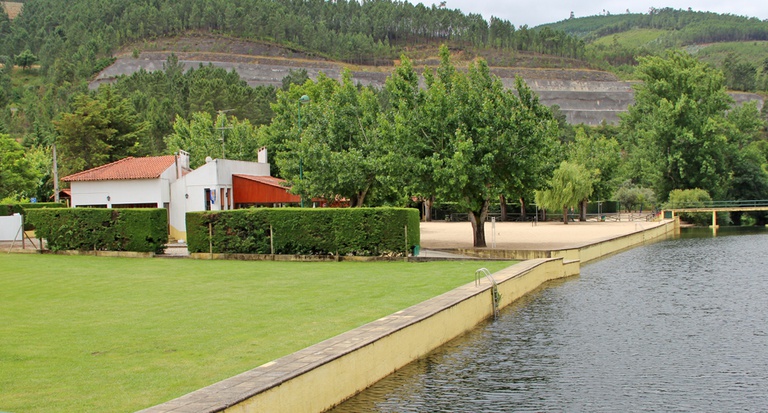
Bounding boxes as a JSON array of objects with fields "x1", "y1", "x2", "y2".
[{"x1": 95, "y1": 36, "x2": 764, "y2": 125}]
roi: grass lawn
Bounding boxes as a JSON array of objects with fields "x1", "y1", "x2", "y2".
[{"x1": 0, "y1": 254, "x2": 514, "y2": 413}]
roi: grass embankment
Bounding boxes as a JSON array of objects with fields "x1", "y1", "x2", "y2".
[
  {"x1": 590, "y1": 28, "x2": 667, "y2": 48},
  {"x1": 0, "y1": 254, "x2": 514, "y2": 413}
]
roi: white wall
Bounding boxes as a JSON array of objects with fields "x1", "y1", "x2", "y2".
[
  {"x1": 168, "y1": 158, "x2": 270, "y2": 241},
  {"x1": 69, "y1": 165, "x2": 177, "y2": 208},
  {"x1": 0, "y1": 214, "x2": 23, "y2": 241},
  {"x1": 70, "y1": 178, "x2": 171, "y2": 208}
]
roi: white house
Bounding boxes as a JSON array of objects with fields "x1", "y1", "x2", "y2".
[
  {"x1": 168, "y1": 150, "x2": 270, "y2": 241},
  {"x1": 62, "y1": 149, "x2": 273, "y2": 242},
  {"x1": 61, "y1": 153, "x2": 188, "y2": 209}
]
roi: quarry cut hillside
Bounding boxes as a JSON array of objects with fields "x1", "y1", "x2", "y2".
[{"x1": 94, "y1": 35, "x2": 765, "y2": 125}]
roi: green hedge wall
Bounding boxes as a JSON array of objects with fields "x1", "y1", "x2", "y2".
[
  {"x1": 187, "y1": 208, "x2": 420, "y2": 256},
  {"x1": 0, "y1": 202, "x2": 67, "y2": 216},
  {"x1": 27, "y1": 208, "x2": 168, "y2": 253}
]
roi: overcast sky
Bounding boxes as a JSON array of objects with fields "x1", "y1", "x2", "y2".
[{"x1": 412, "y1": 1, "x2": 768, "y2": 27}]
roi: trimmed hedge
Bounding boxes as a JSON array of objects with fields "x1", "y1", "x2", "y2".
[
  {"x1": 187, "y1": 208, "x2": 420, "y2": 256},
  {"x1": 0, "y1": 202, "x2": 67, "y2": 216},
  {"x1": 27, "y1": 208, "x2": 168, "y2": 253}
]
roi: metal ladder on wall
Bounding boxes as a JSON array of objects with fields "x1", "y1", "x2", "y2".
[{"x1": 475, "y1": 268, "x2": 500, "y2": 319}]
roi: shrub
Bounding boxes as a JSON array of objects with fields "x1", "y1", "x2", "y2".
[
  {"x1": 614, "y1": 181, "x2": 656, "y2": 212},
  {"x1": 27, "y1": 208, "x2": 168, "y2": 253},
  {"x1": 0, "y1": 202, "x2": 67, "y2": 216},
  {"x1": 187, "y1": 208, "x2": 420, "y2": 256},
  {"x1": 665, "y1": 188, "x2": 713, "y2": 226}
]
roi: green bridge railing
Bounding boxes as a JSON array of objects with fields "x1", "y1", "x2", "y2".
[{"x1": 666, "y1": 199, "x2": 768, "y2": 209}]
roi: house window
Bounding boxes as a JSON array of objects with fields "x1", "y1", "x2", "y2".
[
  {"x1": 204, "y1": 189, "x2": 212, "y2": 211},
  {"x1": 111, "y1": 203, "x2": 159, "y2": 208}
]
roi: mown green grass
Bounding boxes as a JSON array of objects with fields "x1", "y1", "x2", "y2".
[{"x1": 0, "y1": 254, "x2": 514, "y2": 413}]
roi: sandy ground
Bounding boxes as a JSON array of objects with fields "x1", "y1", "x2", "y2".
[{"x1": 420, "y1": 220, "x2": 662, "y2": 250}]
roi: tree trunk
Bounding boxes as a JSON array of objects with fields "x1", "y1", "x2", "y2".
[
  {"x1": 519, "y1": 197, "x2": 527, "y2": 220},
  {"x1": 562, "y1": 205, "x2": 569, "y2": 224},
  {"x1": 468, "y1": 199, "x2": 490, "y2": 247},
  {"x1": 500, "y1": 194, "x2": 507, "y2": 221},
  {"x1": 354, "y1": 183, "x2": 371, "y2": 207},
  {"x1": 580, "y1": 198, "x2": 588, "y2": 221},
  {"x1": 424, "y1": 195, "x2": 434, "y2": 222}
]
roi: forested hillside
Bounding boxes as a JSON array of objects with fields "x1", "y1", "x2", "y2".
[
  {"x1": 1, "y1": 0, "x2": 584, "y2": 74},
  {"x1": 1, "y1": 1, "x2": 767, "y2": 225},
  {"x1": 546, "y1": 8, "x2": 768, "y2": 44},
  {"x1": 0, "y1": 0, "x2": 589, "y2": 203},
  {"x1": 544, "y1": 8, "x2": 768, "y2": 90}
]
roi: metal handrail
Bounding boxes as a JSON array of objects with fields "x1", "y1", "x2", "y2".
[
  {"x1": 475, "y1": 268, "x2": 500, "y2": 319},
  {"x1": 667, "y1": 199, "x2": 768, "y2": 209}
]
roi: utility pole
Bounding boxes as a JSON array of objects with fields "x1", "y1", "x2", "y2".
[
  {"x1": 215, "y1": 109, "x2": 234, "y2": 159},
  {"x1": 52, "y1": 143, "x2": 59, "y2": 203}
]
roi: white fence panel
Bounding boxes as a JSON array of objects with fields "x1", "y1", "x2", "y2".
[{"x1": 0, "y1": 214, "x2": 23, "y2": 241}]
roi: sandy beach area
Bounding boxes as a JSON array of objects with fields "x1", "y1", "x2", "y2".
[{"x1": 419, "y1": 220, "x2": 661, "y2": 250}]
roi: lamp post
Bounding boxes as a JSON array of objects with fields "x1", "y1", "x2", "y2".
[{"x1": 297, "y1": 95, "x2": 310, "y2": 207}]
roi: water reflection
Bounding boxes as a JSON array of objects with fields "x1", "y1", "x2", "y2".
[{"x1": 329, "y1": 228, "x2": 768, "y2": 412}]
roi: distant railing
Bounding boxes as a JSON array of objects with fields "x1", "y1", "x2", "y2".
[
  {"x1": 442, "y1": 212, "x2": 657, "y2": 222},
  {"x1": 666, "y1": 199, "x2": 768, "y2": 209}
]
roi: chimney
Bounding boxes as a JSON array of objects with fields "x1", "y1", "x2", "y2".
[
  {"x1": 258, "y1": 147, "x2": 268, "y2": 164},
  {"x1": 177, "y1": 150, "x2": 190, "y2": 174}
]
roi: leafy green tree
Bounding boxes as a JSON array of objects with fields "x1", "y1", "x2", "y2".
[
  {"x1": 271, "y1": 70, "x2": 389, "y2": 207},
  {"x1": 722, "y1": 53, "x2": 757, "y2": 92},
  {"x1": 24, "y1": 144, "x2": 54, "y2": 201},
  {"x1": 568, "y1": 126, "x2": 622, "y2": 219},
  {"x1": 54, "y1": 86, "x2": 148, "y2": 176},
  {"x1": 621, "y1": 51, "x2": 736, "y2": 201},
  {"x1": 535, "y1": 161, "x2": 594, "y2": 224},
  {"x1": 165, "y1": 111, "x2": 260, "y2": 169},
  {"x1": 382, "y1": 55, "x2": 437, "y2": 218},
  {"x1": 614, "y1": 180, "x2": 656, "y2": 213},
  {"x1": 281, "y1": 69, "x2": 310, "y2": 91},
  {"x1": 665, "y1": 188, "x2": 713, "y2": 225},
  {"x1": 0, "y1": 66, "x2": 10, "y2": 108},
  {"x1": 14, "y1": 49, "x2": 38, "y2": 71},
  {"x1": 430, "y1": 51, "x2": 559, "y2": 245},
  {"x1": 0, "y1": 134, "x2": 39, "y2": 199}
]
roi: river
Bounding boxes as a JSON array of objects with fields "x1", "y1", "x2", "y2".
[{"x1": 329, "y1": 227, "x2": 768, "y2": 412}]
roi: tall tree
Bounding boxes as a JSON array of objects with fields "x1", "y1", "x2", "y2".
[
  {"x1": 383, "y1": 54, "x2": 438, "y2": 219},
  {"x1": 0, "y1": 134, "x2": 39, "y2": 200},
  {"x1": 165, "y1": 111, "x2": 260, "y2": 169},
  {"x1": 271, "y1": 70, "x2": 389, "y2": 207},
  {"x1": 567, "y1": 126, "x2": 622, "y2": 219},
  {"x1": 620, "y1": 51, "x2": 737, "y2": 201},
  {"x1": 14, "y1": 49, "x2": 38, "y2": 71},
  {"x1": 535, "y1": 161, "x2": 594, "y2": 224},
  {"x1": 54, "y1": 86, "x2": 147, "y2": 176},
  {"x1": 430, "y1": 48, "x2": 559, "y2": 246}
]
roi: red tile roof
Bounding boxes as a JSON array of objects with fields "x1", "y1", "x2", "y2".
[
  {"x1": 232, "y1": 174, "x2": 291, "y2": 189},
  {"x1": 62, "y1": 156, "x2": 177, "y2": 182}
]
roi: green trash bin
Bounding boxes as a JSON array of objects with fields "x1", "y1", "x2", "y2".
[{"x1": 413, "y1": 245, "x2": 420, "y2": 256}]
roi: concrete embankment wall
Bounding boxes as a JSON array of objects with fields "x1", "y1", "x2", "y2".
[{"x1": 138, "y1": 220, "x2": 676, "y2": 413}]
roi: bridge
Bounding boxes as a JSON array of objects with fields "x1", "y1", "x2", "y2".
[{"x1": 664, "y1": 199, "x2": 768, "y2": 229}]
